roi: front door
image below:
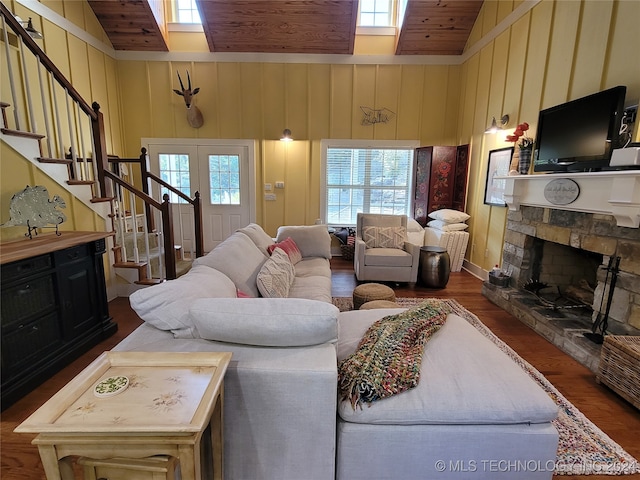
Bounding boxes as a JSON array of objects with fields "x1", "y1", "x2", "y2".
[{"x1": 147, "y1": 140, "x2": 254, "y2": 253}]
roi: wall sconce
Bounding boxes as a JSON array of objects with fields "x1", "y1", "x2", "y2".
[
  {"x1": 485, "y1": 114, "x2": 509, "y2": 134},
  {"x1": 280, "y1": 129, "x2": 293, "y2": 142},
  {"x1": 15, "y1": 16, "x2": 43, "y2": 39}
]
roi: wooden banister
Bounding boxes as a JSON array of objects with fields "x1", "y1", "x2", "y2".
[
  {"x1": 0, "y1": 3, "x2": 96, "y2": 119},
  {"x1": 2, "y1": 4, "x2": 203, "y2": 279}
]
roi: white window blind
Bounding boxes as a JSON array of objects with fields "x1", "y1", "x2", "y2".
[{"x1": 324, "y1": 145, "x2": 414, "y2": 225}]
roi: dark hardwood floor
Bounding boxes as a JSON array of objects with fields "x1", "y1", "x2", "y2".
[{"x1": 2, "y1": 258, "x2": 638, "y2": 480}]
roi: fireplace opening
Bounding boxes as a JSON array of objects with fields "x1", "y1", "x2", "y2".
[{"x1": 525, "y1": 238, "x2": 603, "y2": 309}]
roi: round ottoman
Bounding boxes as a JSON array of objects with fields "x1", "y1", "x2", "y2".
[
  {"x1": 359, "y1": 300, "x2": 400, "y2": 310},
  {"x1": 352, "y1": 283, "x2": 396, "y2": 310}
]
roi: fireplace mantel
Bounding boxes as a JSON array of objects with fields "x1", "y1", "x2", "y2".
[{"x1": 499, "y1": 170, "x2": 640, "y2": 228}]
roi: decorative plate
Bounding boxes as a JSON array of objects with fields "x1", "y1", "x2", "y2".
[{"x1": 93, "y1": 375, "x2": 129, "y2": 398}]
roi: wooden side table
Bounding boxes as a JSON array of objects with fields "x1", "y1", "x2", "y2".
[{"x1": 15, "y1": 351, "x2": 231, "y2": 480}]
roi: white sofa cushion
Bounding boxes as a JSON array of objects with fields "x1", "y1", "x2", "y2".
[
  {"x1": 129, "y1": 264, "x2": 237, "y2": 337},
  {"x1": 257, "y1": 247, "x2": 295, "y2": 298},
  {"x1": 294, "y1": 257, "x2": 332, "y2": 278},
  {"x1": 337, "y1": 311, "x2": 558, "y2": 425},
  {"x1": 276, "y1": 225, "x2": 331, "y2": 259},
  {"x1": 193, "y1": 231, "x2": 267, "y2": 297},
  {"x1": 189, "y1": 298, "x2": 339, "y2": 346},
  {"x1": 236, "y1": 223, "x2": 275, "y2": 257},
  {"x1": 289, "y1": 275, "x2": 333, "y2": 303}
]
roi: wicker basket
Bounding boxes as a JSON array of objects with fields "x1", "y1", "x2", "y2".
[
  {"x1": 596, "y1": 335, "x2": 640, "y2": 410},
  {"x1": 341, "y1": 243, "x2": 355, "y2": 260}
]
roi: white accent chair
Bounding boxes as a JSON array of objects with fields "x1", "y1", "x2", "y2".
[{"x1": 354, "y1": 213, "x2": 421, "y2": 283}]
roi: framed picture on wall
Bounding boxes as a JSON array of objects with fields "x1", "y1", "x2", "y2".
[{"x1": 484, "y1": 147, "x2": 514, "y2": 206}]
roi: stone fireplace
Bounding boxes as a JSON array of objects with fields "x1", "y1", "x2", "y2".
[{"x1": 482, "y1": 171, "x2": 640, "y2": 371}]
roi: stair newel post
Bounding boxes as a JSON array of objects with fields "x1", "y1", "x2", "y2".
[
  {"x1": 194, "y1": 191, "x2": 204, "y2": 258},
  {"x1": 91, "y1": 102, "x2": 112, "y2": 199},
  {"x1": 161, "y1": 193, "x2": 177, "y2": 280},
  {"x1": 140, "y1": 148, "x2": 155, "y2": 233}
]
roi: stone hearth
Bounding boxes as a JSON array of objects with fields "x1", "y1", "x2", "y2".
[
  {"x1": 482, "y1": 170, "x2": 640, "y2": 371},
  {"x1": 482, "y1": 282, "x2": 605, "y2": 371}
]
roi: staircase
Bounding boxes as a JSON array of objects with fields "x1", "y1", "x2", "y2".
[{"x1": 0, "y1": 4, "x2": 203, "y2": 286}]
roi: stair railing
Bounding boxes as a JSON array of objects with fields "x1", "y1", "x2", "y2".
[
  {"x1": 0, "y1": 3, "x2": 110, "y2": 199},
  {"x1": 108, "y1": 151, "x2": 204, "y2": 279},
  {"x1": 1, "y1": 3, "x2": 204, "y2": 280}
]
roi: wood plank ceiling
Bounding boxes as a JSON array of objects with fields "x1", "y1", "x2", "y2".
[{"x1": 88, "y1": 0, "x2": 484, "y2": 55}]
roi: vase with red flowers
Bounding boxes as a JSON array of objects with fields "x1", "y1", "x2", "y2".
[{"x1": 506, "y1": 122, "x2": 534, "y2": 174}]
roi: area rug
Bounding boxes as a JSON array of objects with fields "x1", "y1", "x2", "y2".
[{"x1": 333, "y1": 297, "x2": 640, "y2": 476}]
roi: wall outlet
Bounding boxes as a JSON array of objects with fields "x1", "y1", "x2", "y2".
[
  {"x1": 264, "y1": 193, "x2": 276, "y2": 201},
  {"x1": 264, "y1": 183, "x2": 272, "y2": 191},
  {"x1": 275, "y1": 181, "x2": 285, "y2": 189}
]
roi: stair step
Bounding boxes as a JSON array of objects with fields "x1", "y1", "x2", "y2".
[
  {"x1": 38, "y1": 157, "x2": 73, "y2": 164},
  {"x1": 135, "y1": 278, "x2": 165, "y2": 285},
  {"x1": 113, "y1": 261, "x2": 147, "y2": 269},
  {"x1": 91, "y1": 196, "x2": 115, "y2": 203},
  {"x1": 67, "y1": 179, "x2": 95, "y2": 186},
  {"x1": 1, "y1": 128, "x2": 45, "y2": 140}
]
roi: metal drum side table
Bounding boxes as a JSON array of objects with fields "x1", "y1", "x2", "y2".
[{"x1": 419, "y1": 246, "x2": 451, "y2": 288}]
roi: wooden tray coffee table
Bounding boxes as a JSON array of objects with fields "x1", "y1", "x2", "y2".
[{"x1": 15, "y1": 351, "x2": 232, "y2": 480}]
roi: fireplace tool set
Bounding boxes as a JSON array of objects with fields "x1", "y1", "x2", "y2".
[{"x1": 584, "y1": 255, "x2": 621, "y2": 344}]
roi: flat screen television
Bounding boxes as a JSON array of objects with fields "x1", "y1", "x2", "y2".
[{"x1": 533, "y1": 85, "x2": 626, "y2": 172}]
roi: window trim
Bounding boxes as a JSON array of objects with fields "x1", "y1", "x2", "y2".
[
  {"x1": 320, "y1": 139, "x2": 419, "y2": 226},
  {"x1": 355, "y1": 26, "x2": 397, "y2": 36},
  {"x1": 142, "y1": 137, "x2": 257, "y2": 223}
]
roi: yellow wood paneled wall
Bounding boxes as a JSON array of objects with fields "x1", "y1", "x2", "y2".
[
  {"x1": 116, "y1": 61, "x2": 461, "y2": 236},
  {"x1": 458, "y1": 0, "x2": 640, "y2": 272},
  {"x1": 3, "y1": 0, "x2": 639, "y2": 274}
]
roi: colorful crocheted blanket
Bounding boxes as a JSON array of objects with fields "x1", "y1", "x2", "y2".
[{"x1": 338, "y1": 299, "x2": 452, "y2": 409}]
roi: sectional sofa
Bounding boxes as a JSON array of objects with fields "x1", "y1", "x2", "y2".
[{"x1": 118, "y1": 223, "x2": 559, "y2": 480}]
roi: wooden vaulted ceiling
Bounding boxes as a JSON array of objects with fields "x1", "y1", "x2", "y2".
[{"x1": 88, "y1": 0, "x2": 484, "y2": 55}]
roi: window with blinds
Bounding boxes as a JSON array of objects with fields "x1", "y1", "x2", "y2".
[{"x1": 322, "y1": 142, "x2": 416, "y2": 225}]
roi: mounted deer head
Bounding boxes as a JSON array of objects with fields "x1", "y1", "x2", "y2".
[{"x1": 173, "y1": 70, "x2": 204, "y2": 128}]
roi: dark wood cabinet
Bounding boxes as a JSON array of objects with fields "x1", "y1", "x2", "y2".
[
  {"x1": 412, "y1": 145, "x2": 470, "y2": 226},
  {"x1": 1, "y1": 232, "x2": 117, "y2": 409}
]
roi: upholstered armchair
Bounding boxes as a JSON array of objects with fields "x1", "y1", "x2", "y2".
[{"x1": 354, "y1": 213, "x2": 421, "y2": 283}]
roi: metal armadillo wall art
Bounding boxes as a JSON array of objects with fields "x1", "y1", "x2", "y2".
[{"x1": 1, "y1": 185, "x2": 67, "y2": 238}]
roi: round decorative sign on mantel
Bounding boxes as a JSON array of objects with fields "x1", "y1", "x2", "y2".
[{"x1": 543, "y1": 178, "x2": 580, "y2": 205}]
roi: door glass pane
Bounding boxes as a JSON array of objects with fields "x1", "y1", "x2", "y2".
[
  {"x1": 158, "y1": 153, "x2": 190, "y2": 203},
  {"x1": 209, "y1": 154, "x2": 241, "y2": 205}
]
